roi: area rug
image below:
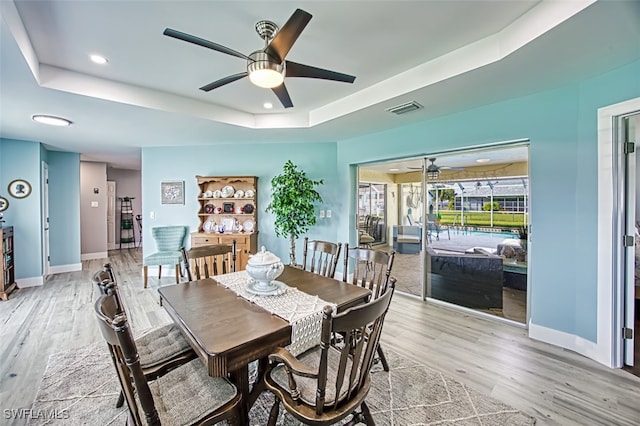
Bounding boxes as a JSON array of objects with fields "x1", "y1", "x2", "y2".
[{"x1": 29, "y1": 343, "x2": 536, "y2": 425}]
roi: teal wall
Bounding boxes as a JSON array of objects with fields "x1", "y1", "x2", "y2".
[
  {"x1": 336, "y1": 59, "x2": 640, "y2": 342},
  {"x1": 142, "y1": 142, "x2": 338, "y2": 263},
  {"x1": 48, "y1": 152, "x2": 81, "y2": 266},
  {"x1": 0, "y1": 138, "x2": 43, "y2": 280}
]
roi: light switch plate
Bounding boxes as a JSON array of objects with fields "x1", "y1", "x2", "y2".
[{"x1": 91, "y1": 201, "x2": 98, "y2": 207}]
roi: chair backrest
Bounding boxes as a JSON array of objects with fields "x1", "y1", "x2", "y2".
[
  {"x1": 306, "y1": 281, "x2": 396, "y2": 416},
  {"x1": 301, "y1": 237, "x2": 342, "y2": 278},
  {"x1": 342, "y1": 244, "x2": 395, "y2": 299},
  {"x1": 151, "y1": 226, "x2": 187, "y2": 252},
  {"x1": 94, "y1": 293, "x2": 160, "y2": 425},
  {"x1": 91, "y1": 263, "x2": 125, "y2": 314},
  {"x1": 181, "y1": 241, "x2": 237, "y2": 281}
]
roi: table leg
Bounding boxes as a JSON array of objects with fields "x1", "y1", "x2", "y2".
[
  {"x1": 248, "y1": 357, "x2": 269, "y2": 408},
  {"x1": 230, "y1": 365, "x2": 250, "y2": 424}
]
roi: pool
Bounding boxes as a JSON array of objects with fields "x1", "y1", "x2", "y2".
[{"x1": 447, "y1": 227, "x2": 519, "y2": 240}]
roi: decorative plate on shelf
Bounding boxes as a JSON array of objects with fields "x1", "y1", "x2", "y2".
[
  {"x1": 243, "y1": 219, "x2": 255, "y2": 233},
  {"x1": 213, "y1": 190, "x2": 222, "y2": 198},
  {"x1": 203, "y1": 220, "x2": 216, "y2": 233},
  {"x1": 221, "y1": 185, "x2": 235, "y2": 198},
  {"x1": 243, "y1": 203, "x2": 254, "y2": 214},
  {"x1": 245, "y1": 189, "x2": 255, "y2": 198},
  {"x1": 204, "y1": 203, "x2": 214, "y2": 214},
  {"x1": 234, "y1": 189, "x2": 244, "y2": 198}
]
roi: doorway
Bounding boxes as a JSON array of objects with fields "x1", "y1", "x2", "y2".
[{"x1": 357, "y1": 143, "x2": 529, "y2": 324}]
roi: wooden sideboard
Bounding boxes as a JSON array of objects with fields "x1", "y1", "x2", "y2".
[{"x1": 191, "y1": 176, "x2": 258, "y2": 270}]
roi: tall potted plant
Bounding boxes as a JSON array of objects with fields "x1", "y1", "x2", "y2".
[{"x1": 266, "y1": 160, "x2": 324, "y2": 265}]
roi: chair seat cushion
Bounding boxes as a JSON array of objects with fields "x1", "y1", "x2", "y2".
[
  {"x1": 270, "y1": 346, "x2": 354, "y2": 407},
  {"x1": 143, "y1": 251, "x2": 182, "y2": 266},
  {"x1": 137, "y1": 323, "x2": 192, "y2": 369},
  {"x1": 359, "y1": 234, "x2": 374, "y2": 243},
  {"x1": 396, "y1": 236, "x2": 420, "y2": 244},
  {"x1": 147, "y1": 359, "x2": 238, "y2": 425}
]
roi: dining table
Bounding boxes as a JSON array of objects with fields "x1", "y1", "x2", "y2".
[{"x1": 157, "y1": 265, "x2": 371, "y2": 424}]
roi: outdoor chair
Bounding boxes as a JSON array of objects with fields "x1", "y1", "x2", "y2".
[
  {"x1": 94, "y1": 292, "x2": 241, "y2": 425},
  {"x1": 143, "y1": 225, "x2": 187, "y2": 288},
  {"x1": 92, "y1": 263, "x2": 196, "y2": 408},
  {"x1": 264, "y1": 281, "x2": 396, "y2": 426},
  {"x1": 181, "y1": 241, "x2": 237, "y2": 281},
  {"x1": 342, "y1": 244, "x2": 395, "y2": 371},
  {"x1": 301, "y1": 237, "x2": 342, "y2": 278}
]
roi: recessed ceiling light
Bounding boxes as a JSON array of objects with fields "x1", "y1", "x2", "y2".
[
  {"x1": 389, "y1": 168, "x2": 400, "y2": 172},
  {"x1": 476, "y1": 158, "x2": 491, "y2": 163},
  {"x1": 89, "y1": 54, "x2": 108, "y2": 64},
  {"x1": 263, "y1": 102, "x2": 273, "y2": 109},
  {"x1": 32, "y1": 114, "x2": 72, "y2": 127}
]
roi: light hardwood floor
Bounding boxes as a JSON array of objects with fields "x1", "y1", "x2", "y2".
[{"x1": 1, "y1": 249, "x2": 639, "y2": 425}]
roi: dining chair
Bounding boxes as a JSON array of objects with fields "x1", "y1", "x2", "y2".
[
  {"x1": 342, "y1": 244, "x2": 395, "y2": 371},
  {"x1": 94, "y1": 292, "x2": 242, "y2": 426},
  {"x1": 143, "y1": 225, "x2": 187, "y2": 288},
  {"x1": 92, "y1": 263, "x2": 196, "y2": 408},
  {"x1": 301, "y1": 237, "x2": 342, "y2": 278},
  {"x1": 181, "y1": 241, "x2": 237, "y2": 281},
  {"x1": 264, "y1": 281, "x2": 396, "y2": 426}
]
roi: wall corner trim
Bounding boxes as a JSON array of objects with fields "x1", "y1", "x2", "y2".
[
  {"x1": 49, "y1": 263, "x2": 82, "y2": 274},
  {"x1": 16, "y1": 276, "x2": 44, "y2": 288},
  {"x1": 529, "y1": 321, "x2": 613, "y2": 368},
  {"x1": 81, "y1": 252, "x2": 108, "y2": 261}
]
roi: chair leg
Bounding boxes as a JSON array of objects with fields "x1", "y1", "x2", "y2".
[
  {"x1": 116, "y1": 390, "x2": 125, "y2": 408},
  {"x1": 175, "y1": 264, "x2": 180, "y2": 284},
  {"x1": 158, "y1": 265, "x2": 162, "y2": 279},
  {"x1": 377, "y1": 344, "x2": 390, "y2": 372},
  {"x1": 143, "y1": 265, "x2": 148, "y2": 288},
  {"x1": 361, "y1": 401, "x2": 374, "y2": 426},
  {"x1": 267, "y1": 396, "x2": 280, "y2": 426}
]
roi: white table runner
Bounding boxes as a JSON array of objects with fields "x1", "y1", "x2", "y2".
[{"x1": 214, "y1": 270, "x2": 335, "y2": 355}]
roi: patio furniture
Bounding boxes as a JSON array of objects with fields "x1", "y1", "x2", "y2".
[{"x1": 392, "y1": 225, "x2": 422, "y2": 254}]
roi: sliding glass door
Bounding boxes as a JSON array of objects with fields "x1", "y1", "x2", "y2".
[{"x1": 357, "y1": 144, "x2": 530, "y2": 325}]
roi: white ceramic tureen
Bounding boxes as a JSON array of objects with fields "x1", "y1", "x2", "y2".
[{"x1": 245, "y1": 246, "x2": 286, "y2": 296}]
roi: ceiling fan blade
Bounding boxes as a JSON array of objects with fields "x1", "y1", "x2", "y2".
[
  {"x1": 272, "y1": 83, "x2": 294, "y2": 108},
  {"x1": 285, "y1": 61, "x2": 356, "y2": 83},
  {"x1": 264, "y1": 9, "x2": 312, "y2": 62},
  {"x1": 199, "y1": 72, "x2": 248, "y2": 92},
  {"x1": 163, "y1": 28, "x2": 250, "y2": 61}
]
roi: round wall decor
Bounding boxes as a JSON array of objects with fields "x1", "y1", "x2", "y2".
[
  {"x1": 0, "y1": 196, "x2": 8, "y2": 212},
  {"x1": 8, "y1": 179, "x2": 32, "y2": 199}
]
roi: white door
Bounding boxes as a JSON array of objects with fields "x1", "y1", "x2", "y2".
[
  {"x1": 107, "y1": 181, "x2": 116, "y2": 250},
  {"x1": 42, "y1": 162, "x2": 50, "y2": 276},
  {"x1": 624, "y1": 114, "x2": 640, "y2": 365}
]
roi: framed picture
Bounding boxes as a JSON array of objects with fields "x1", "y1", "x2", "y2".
[
  {"x1": 161, "y1": 181, "x2": 185, "y2": 205},
  {"x1": 8, "y1": 179, "x2": 32, "y2": 199},
  {"x1": 0, "y1": 196, "x2": 8, "y2": 212}
]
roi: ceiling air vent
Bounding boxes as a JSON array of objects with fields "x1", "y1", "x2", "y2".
[{"x1": 385, "y1": 101, "x2": 423, "y2": 115}]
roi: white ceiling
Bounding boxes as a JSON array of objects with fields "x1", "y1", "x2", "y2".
[{"x1": 1, "y1": 1, "x2": 639, "y2": 170}]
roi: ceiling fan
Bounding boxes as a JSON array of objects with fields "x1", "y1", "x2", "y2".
[
  {"x1": 163, "y1": 8, "x2": 356, "y2": 108},
  {"x1": 408, "y1": 158, "x2": 465, "y2": 178}
]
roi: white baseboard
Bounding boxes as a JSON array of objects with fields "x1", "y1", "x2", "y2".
[
  {"x1": 529, "y1": 321, "x2": 612, "y2": 368},
  {"x1": 17, "y1": 276, "x2": 44, "y2": 287},
  {"x1": 49, "y1": 263, "x2": 82, "y2": 274},
  {"x1": 81, "y1": 252, "x2": 108, "y2": 261}
]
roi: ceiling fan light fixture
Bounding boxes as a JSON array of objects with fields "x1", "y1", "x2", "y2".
[
  {"x1": 248, "y1": 52, "x2": 284, "y2": 88},
  {"x1": 427, "y1": 170, "x2": 440, "y2": 180}
]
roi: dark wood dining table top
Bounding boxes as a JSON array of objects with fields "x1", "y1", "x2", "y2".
[
  {"x1": 158, "y1": 265, "x2": 371, "y2": 423},
  {"x1": 158, "y1": 265, "x2": 371, "y2": 377}
]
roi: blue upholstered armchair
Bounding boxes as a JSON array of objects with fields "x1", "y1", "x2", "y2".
[{"x1": 143, "y1": 226, "x2": 187, "y2": 288}]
